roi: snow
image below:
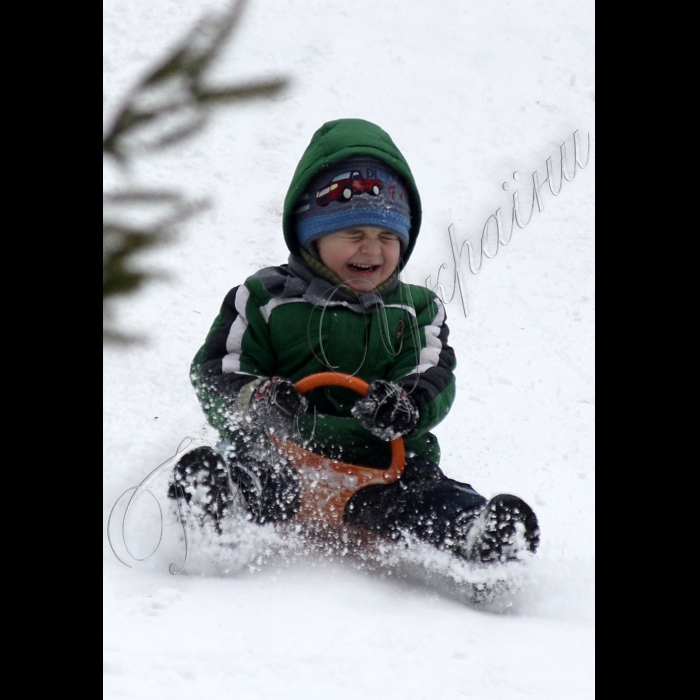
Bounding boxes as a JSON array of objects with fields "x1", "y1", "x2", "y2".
[{"x1": 103, "y1": 1, "x2": 595, "y2": 698}]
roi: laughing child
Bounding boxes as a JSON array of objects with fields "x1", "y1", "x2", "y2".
[{"x1": 168, "y1": 118, "x2": 540, "y2": 564}]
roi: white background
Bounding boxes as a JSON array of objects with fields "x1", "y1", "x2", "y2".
[{"x1": 104, "y1": 1, "x2": 595, "y2": 698}]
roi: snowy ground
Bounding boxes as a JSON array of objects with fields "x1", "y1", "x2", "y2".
[{"x1": 103, "y1": 1, "x2": 595, "y2": 698}]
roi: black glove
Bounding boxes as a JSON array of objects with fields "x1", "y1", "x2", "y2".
[
  {"x1": 351, "y1": 380, "x2": 420, "y2": 440},
  {"x1": 249, "y1": 377, "x2": 308, "y2": 435}
]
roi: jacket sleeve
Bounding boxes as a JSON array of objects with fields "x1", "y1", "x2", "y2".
[
  {"x1": 388, "y1": 291, "x2": 456, "y2": 436},
  {"x1": 189, "y1": 282, "x2": 275, "y2": 438}
]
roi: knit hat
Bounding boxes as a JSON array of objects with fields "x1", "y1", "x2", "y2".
[{"x1": 293, "y1": 156, "x2": 411, "y2": 251}]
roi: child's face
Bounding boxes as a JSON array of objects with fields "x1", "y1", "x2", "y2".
[{"x1": 316, "y1": 227, "x2": 402, "y2": 292}]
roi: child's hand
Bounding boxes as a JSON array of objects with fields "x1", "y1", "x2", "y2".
[
  {"x1": 351, "y1": 380, "x2": 419, "y2": 441},
  {"x1": 249, "y1": 377, "x2": 308, "y2": 435}
]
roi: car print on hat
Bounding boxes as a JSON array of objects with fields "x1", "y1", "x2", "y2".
[{"x1": 316, "y1": 170, "x2": 382, "y2": 207}]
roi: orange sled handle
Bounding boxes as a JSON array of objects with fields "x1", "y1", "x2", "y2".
[
  {"x1": 294, "y1": 372, "x2": 406, "y2": 483},
  {"x1": 269, "y1": 372, "x2": 406, "y2": 524}
]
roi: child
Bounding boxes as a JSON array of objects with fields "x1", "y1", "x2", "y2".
[{"x1": 169, "y1": 118, "x2": 540, "y2": 565}]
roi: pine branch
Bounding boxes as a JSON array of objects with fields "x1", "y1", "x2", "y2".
[{"x1": 103, "y1": 0, "x2": 289, "y2": 343}]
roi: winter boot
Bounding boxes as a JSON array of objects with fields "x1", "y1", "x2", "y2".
[
  {"x1": 463, "y1": 494, "x2": 540, "y2": 565},
  {"x1": 167, "y1": 446, "x2": 235, "y2": 533},
  {"x1": 223, "y1": 452, "x2": 301, "y2": 525}
]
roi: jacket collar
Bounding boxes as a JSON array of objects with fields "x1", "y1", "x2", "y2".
[{"x1": 287, "y1": 254, "x2": 399, "y2": 311}]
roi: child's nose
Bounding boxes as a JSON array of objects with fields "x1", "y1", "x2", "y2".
[{"x1": 360, "y1": 238, "x2": 381, "y2": 254}]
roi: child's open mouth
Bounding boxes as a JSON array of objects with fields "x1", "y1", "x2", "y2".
[{"x1": 348, "y1": 264, "x2": 380, "y2": 273}]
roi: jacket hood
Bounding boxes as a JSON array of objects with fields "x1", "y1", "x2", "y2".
[{"x1": 283, "y1": 119, "x2": 422, "y2": 269}]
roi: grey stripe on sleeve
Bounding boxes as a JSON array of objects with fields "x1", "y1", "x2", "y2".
[{"x1": 222, "y1": 286, "x2": 251, "y2": 373}]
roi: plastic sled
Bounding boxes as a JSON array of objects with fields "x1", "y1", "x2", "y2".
[{"x1": 269, "y1": 372, "x2": 405, "y2": 525}]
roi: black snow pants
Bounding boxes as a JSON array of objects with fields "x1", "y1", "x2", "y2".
[
  {"x1": 343, "y1": 453, "x2": 487, "y2": 549},
  {"x1": 222, "y1": 441, "x2": 487, "y2": 553}
]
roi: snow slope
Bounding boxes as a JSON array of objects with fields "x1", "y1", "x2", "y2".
[{"x1": 103, "y1": 1, "x2": 595, "y2": 698}]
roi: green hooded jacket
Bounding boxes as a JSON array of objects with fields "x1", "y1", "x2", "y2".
[{"x1": 191, "y1": 119, "x2": 456, "y2": 467}]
